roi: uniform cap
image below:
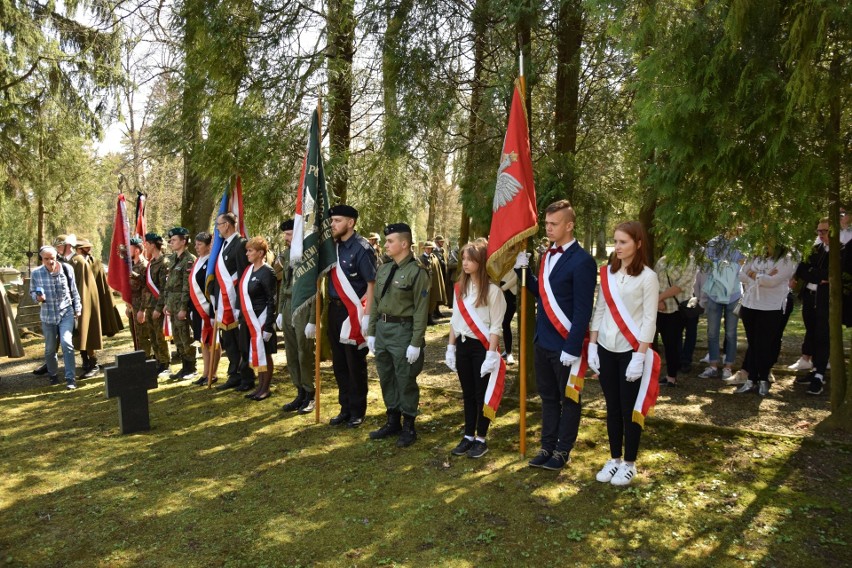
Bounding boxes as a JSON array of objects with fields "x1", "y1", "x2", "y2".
[
  {"x1": 328, "y1": 204, "x2": 358, "y2": 219},
  {"x1": 384, "y1": 223, "x2": 412, "y2": 236},
  {"x1": 423, "y1": 241, "x2": 436, "y2": 248},
  {"x1": 279, "y1": 219, "x2": 294, "y2": 232},
  {"x1": 433, "y1": 235, "x2": 445, "y2": 242},
  {"x1": 129, "y1": 237, "x2": 143, "y2": 247},
  {"x1": 368, "y1": 232, "x2": 381, "y2": 241},
  {"x1": 53, "y1": 234, "x2": 69, "y2": 247},
  {"x1": 145, "y1": 232, "x2": 163, "y2": 244},
  {"x1": 167, "y1": 227, "x2": 189, "y2": 238},
  {"x1": 75, "y1": 238, "x2": 93, "y2": 249}
]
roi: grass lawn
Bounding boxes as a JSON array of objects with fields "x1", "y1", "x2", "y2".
[{"x1": 1, "y1": 304, "x2": 849, "y2": 567}]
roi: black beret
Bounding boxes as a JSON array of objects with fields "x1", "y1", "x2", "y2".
[
  {"x1": 279, "y1": 219, "x2": 294, "y2": 232},
  {"x1": 167, "y1": 227, "x2": 189, "y2": 238},
  {"x1": 145, "y1": 232, "x2": 163, "y2": 244},
  {"x1": 328, "y1": 204, "x2": 358, "y2": 219},
  {"x1": 384, "y1": 223, "x2": 412, "y2": 236},
  {"x1": 129, "y1": 237, "x2": 143, "y2": 247}
]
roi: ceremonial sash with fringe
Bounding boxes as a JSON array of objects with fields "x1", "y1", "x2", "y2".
[
  {"x1": 599, "y1": 266, "x2": 661, "y2": 428},
  {"x1": 238, "y1": 266, "x2": 268, "y2": 371},
  {"x1": 189, "y1": 255, "x2": 213, "y2": 346},
  {"x1": 329, "y1": 247, "x2": 367, "y2": 349},
  {"x1": 214, "y1": 245, "x2": 238, "y2": 330},
  {"x1": 146, "y1": 262, "x2": 171, "y2": 340},
  {"x1": 455, "y1": 284, "x2": 507, "y2": 421},
  {"x1": 538, "y1": 250, "x2": 589, "y2": 402}
]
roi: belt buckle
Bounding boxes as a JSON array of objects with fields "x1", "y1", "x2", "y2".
[{"x1": 380, "y1": 314, "x2": 388, "y2": 322}]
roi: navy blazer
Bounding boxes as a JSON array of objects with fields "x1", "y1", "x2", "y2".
[{"x1": 519, "y1": 241, "x2": 597, "y2": 355}]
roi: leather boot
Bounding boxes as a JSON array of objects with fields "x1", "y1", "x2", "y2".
[
  {"x1": 282, "y1": 387, "x2": 305, "y2": 411},
  {"x1": 180, "y1": 359, "x2": 197, "y2": 378},
  {"x1": 396, "y1": 415, "x2": 417, "y2": 448},
  {"x1": 369, "y1": 411, "x2": 402, "y2": 440},
  {"x1": 169, "y1": 361, "x2": 187, "y2": 380}
]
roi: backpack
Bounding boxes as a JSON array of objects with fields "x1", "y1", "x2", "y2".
[{"x1": 704, "y1": 259, "x2": 739, "y2": 303}]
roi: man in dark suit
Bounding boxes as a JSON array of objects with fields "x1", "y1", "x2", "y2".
[
  {"x1": 212, "y1": 212, "x2": 251, "y2": 391},
  {"x1": 515, "y1": 200, "x2": 597, "y2": 471}
]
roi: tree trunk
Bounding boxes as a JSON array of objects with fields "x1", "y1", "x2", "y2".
[
  {"x1": 327, "y1": 0, "x2": 355, "y2": 204},
  {"x1": 553, "y1": 0, "x2": 584, "y2": 201},
  {"x1": 460, "y1": 0, "x2": 487, "y2": 244}
]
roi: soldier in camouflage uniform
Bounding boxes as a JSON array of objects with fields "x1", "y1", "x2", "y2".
[
  {"x1": 366, "y1": 223, "x2": 430, "y2": 448},
  {"x1": 162, "y1": 227, "x2": 197, "y2": 380},
  {"x1": 143, "y1": 233, "x2": 172, "y2": 375},
  {"x1": 127, "y1": 237, "x2": 154, "y2": 362}
]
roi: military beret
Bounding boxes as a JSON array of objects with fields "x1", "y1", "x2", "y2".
[
  {"x1": 384, "y1": 223, "x2": 412, "y2": 236},
  {"x1": 75, "y1": 238, "x2": 93, "y2": 249},
  {"x1": 167, "y1": 227, "x2": 189, "y2": 238},
  {"x1": 328, "y1": 204, "x2": 358, "y2": 219},
  {"x1": 368, "y1": 232, "x2": 381, "y2": 241},
  {"x1": 145, "y1": 232, "x2": 163, "y2": 244},
  {"x1": 279, "y1": 219, "x2": 294, "y2": 232},
  {"x1": 434, "y1": 235, "x2": 445, "y2": 242},
  {"x1": 129, "y1": 237, "x2": 143, "y2": 247}
]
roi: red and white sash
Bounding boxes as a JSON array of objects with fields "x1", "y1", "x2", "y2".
[
  {"x1": 599, "y1": 266, "x2": 661, "y2": 428},
  {"x1": 455, "y1": 285, "x2": 507, "y2": 420},
  {"x1": 146, "y1": 261, "x2": 171, "y2": 340},
  {"x1": 538, "y1": 250, "x2": 589, "y2": 402},
  {"x1": 329, "y1": 246, "x2": 367, "y2": 349},
  {"x1": 214, "y1": 243, "x2": 238, "y2": 330},
  {"x1": 238, "y1": 266, "x2": 268, "y2": 371},
  {"x1": 189, "y1": 255, "x2": 213, "y2": 346}
]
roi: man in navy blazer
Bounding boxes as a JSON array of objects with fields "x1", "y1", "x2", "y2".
[{"x1": 516, "y1": 200, "x2": 597, "y2": 470}]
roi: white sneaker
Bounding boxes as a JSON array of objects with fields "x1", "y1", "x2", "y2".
[
  {"x1": 722, "y1": 368, "x2": 733, "y2": 380},
  {"x1": 611, "y1": 463, "x2": 637, "y2": 486},
  {"x1": 595, "y1": 458, "x2": 622, "y2": 483},
  {"x1": 698, "y1": 366, "x2": 719, "y2": 378},
  {"x1": 787, "y1": 357, "x2": 813, "y2": 371},
  {"x1": 700, "y1": 353, "x2": 710, "y2": 363},
  {"x1": 722, "y1": 370, "x2": 748, "y2": 385},
  {"x1": 735, "y1": 379, "x2": 755, "y2": 393},
  {"x1": 505, "y1": 354, "x2": 515, "y2": 365}
]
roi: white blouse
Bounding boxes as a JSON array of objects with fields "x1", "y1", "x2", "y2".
[
  {"x1": 450, "y1": 281, "x2": 507, "y2": 342},
  {"x1": 739, "y1": 256, "x2": 797, "y2": 311},
  {"x1": 591, "y1": 266, "x2": 659, "y2": 353}
]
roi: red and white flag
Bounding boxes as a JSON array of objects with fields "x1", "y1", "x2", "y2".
[
  {"x1": 486, "y1": 78, "x2": 538, "y2": 282},
  {"x1": 107, "y1": 193, "x2": 133, "y2": 305},
  {"x1": 134, "y1": 192, "x2": 147, "y2": 240},
  {"x1": 231, "y1": 176, "x2": 248, "y2": 239},
  {"x1": 290, "y1": 143, "x2": 310, "y2": 263}
]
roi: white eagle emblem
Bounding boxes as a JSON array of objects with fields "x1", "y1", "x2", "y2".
[
  {"x1": 493, "y1": 151, "x2": 522, "y2": 212},
  {"x1": 303, "y1": 187, "x2": 315, "y2": 236}
]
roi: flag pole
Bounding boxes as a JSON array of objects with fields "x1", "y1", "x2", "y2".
[
  {"x1": 518, "y1": 36, "x2": 528, "y2": 458},
  {"x1": 314, "y1": 289, "x2": 322, "y2": 423}
]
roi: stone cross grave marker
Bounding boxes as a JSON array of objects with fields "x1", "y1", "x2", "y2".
[{"x1": 105, "y1": 351, "x2": 159, "y2": 434}]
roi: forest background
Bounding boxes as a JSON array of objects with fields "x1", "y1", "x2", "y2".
[{"x1": 1, "y1": 0, "x2": 850, "y2": 422}]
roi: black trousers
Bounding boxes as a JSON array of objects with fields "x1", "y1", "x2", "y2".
[
  {"x1": 327, "y1": 301, "x2": 369, "y2": 418},
  {"x1": 534, "y1": 345, "x2": 581, "y2": 454},
  {"x1": 740, "y1": 307, "x2": 784, "y2": 382},
  {"x1": 681, "y1": 315, "x2": 698, "y2": 367},
  {"x1": 769, "y1": 294, "x2": 795, "y2": 367},
  {"x1": 598, "y1": 347, "x2": 642, "y2": 462},
  {"x1": 456, "y1": 338, "x2": 490, "y2": 438},
  {"x1": 501, "y1": 291, "x2": 517, "y2": 355},
  {"x1": 220, "y1": 327, "x2": 242, "y2": 380},
  {"x1": 801, "y1": 289, "x2": 829, "y2": 373},
  {"x1": 656, "y1": 311, "x2": 684, "y2": 379}
]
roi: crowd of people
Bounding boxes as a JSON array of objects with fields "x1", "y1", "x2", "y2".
[{"x1": 25, "y1": 201, "x2": 852, "y2": 486}]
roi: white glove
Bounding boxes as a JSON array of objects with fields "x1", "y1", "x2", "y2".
[
  {"x1": 514, "y1": 251, "x2": 530, "y2": 269},
  {"x1": 304, "y1": 323, "x2": 316, "y2": 339},
  {"x1": 445, "y1": 344, "x2": 456, "y2": 372},
  {"x1": 367, "y1": 336, "x2": 376, "y2": 354},
  {"x1": 275, "y1": 313, "x2": 283, "y2": 330},
  {"x1": 480, "y1": 350, "x2": 501, "y2": 377},
  {"x1": 262, "y1": 331, "x2": 272, "y2": 342},
  {"x1": 560, "y1": 351, "x2": 579, "y2": 368},
  {"x1": 233, "y1": 309, "x2": 241, "y2": 321},
  {"x1": 406, "y1": 345, "x2": 421, "y2": 364},
  {"x1": 625, "y1": 351, "x2": 645, "y2": 382},
  {"x1": 587, "y1": 343, "x2": 600, "y2": 374},
  {"x1": 360, "y1": 314, "x2": 370, "y2": 334}
]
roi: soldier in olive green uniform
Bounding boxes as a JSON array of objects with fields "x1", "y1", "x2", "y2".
[
  {"x1": 162, "y1": 227, "x2": 197, "y2": 379},
  {"x1": 276, "y1": 219, "x2": 318, "y2": 413},
  {"x1": 143, "y1": 233, "x2": 172, "y2": 374},
  {"x1": 127, "y1": 237, "x2": 155, "y2": 362},
  {"x1": 366, "y1": 223, "x2": 430, "y2": 447}
]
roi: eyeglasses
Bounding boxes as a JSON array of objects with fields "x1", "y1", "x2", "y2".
[{"x1": 216, "y1": 221, "x2": 229, "y2": 226}]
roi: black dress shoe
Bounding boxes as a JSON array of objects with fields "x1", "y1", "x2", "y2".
[
  {"x1": 329, "y1": 413, "x2": 351, "y2": 426},
  {"x1": 235, "y1": 383, "x2": 255, "y2": 392},
  {"x1": 347, "y1": 416, "x2": 365, "y2": 428},
  {"x1": 192, "y1": 377, "x2": 207, "y2": 386},
  {"x1": 215, "y1": 377, "x2": 241, "y2": 391},
  {"x1": 33, "y1": 364, "x2": 48, "y2": 376}
]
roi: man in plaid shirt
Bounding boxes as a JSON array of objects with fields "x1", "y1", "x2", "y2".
[{"x1": 31, "y1": 246, "x2": 83, "y2": 389}]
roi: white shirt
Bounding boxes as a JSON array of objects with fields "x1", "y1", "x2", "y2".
[
  {"x1": 450, "y1": 281, "x2": 507, "y2": 342},
  {"x1": 739, "y1": 256, "x2": 797, "y2": 311},
  {"x1": 591, "y1": 266, "x2": 659, "y2": 353}
]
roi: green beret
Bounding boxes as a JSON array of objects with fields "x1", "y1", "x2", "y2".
[{"x1": 167, "y1": 227, "x2": 189, "y2": 238}]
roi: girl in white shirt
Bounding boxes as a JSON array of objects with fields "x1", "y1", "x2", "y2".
[
  {"x1": 588, "y1": 221, "x2": 659, "y2": 486},
  {"x1": 444, "y1": 243, "x2": 506, "y2": 459}
]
